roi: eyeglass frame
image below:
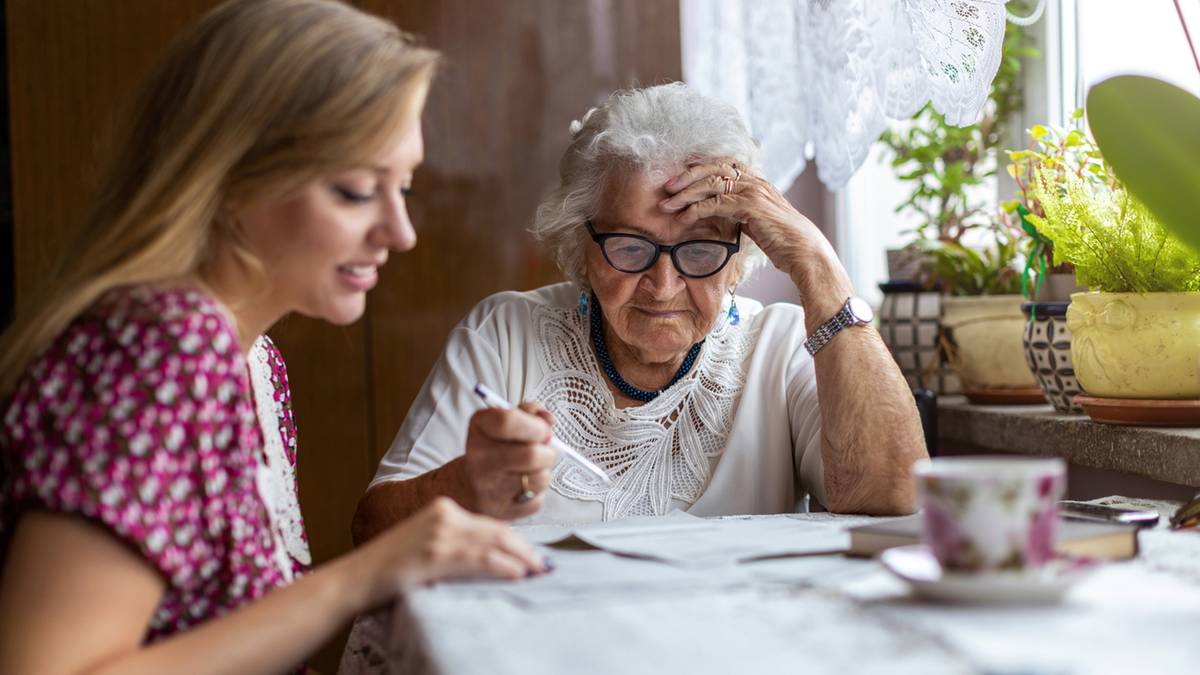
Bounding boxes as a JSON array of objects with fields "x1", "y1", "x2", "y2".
[{"x1": 584, "y1": 220, "x2": 742, "y2": 279}]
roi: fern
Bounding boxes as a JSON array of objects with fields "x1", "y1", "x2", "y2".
[{"x1": 1027, "y1": 168, "x2": 1200, "y2": 293}]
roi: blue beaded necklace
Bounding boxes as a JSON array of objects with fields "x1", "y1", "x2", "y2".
[{"x1": 588, "y1": 294, "x2": 704, "y2": 403}]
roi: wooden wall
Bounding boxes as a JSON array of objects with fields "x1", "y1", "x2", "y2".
[{"x1": 6, "y1": 1, "x2": 681, "y2": 671}]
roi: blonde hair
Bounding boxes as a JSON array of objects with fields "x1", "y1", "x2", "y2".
[
  {"x1": 0, "y1": 0, "x2": 439, "y2": 397},
  {"x1": 532, "y1": 82, "x2": 768, "y2": 288}
]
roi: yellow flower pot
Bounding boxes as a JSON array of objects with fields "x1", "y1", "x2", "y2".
[
  {"x1": 941, "y1": 295, "x2": 1038, "y2": 390},
  {"x1": 1066, "y1": 291, "x2": 1200, "y2": 399}
]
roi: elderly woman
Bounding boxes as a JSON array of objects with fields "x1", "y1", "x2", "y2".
[{"x1": 352, "y1": 82, "x2": 925, "y2": 535}]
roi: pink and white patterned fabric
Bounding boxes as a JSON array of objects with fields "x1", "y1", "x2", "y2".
[{"x1": 0, "y1": 285, "x2": 308, "y2": 642}]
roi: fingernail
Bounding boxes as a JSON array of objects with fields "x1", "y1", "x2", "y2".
[
  {"x1": 542, "y1": 557, "x2": 556, "y2": 573},
  {"x1": 659, "y1": 198, "x2": 676, "y2": 211},
  {"x1": 665, "y1": 176, "x2": 678, "y2": 190}
]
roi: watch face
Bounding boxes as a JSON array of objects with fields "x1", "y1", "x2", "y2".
[{"x1": 848, "y1": 297, "x2": 874, "y2": 323}]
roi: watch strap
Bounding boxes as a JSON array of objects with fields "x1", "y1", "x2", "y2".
[{"x1": 804, "y1": 299, "x2": 864, "y2": 356}]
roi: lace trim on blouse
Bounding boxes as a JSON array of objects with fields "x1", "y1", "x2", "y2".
[
  {"x1": 247, "y1": 337, "x2": 311, "y2": 580},
  {"x1": 533, "y1": 303, "x2": 752, "y2": 520}
]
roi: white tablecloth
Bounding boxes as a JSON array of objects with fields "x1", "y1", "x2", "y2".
[{"x1": 339, "y1": 508, "x2": 1200, "y2": 675}]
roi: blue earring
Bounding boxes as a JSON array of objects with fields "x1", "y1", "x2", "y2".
[
  {"x1": 727, "y1": 290, "x2": 740, "y2": 326},
  {"x1": 578, "y1": 291, "x2": 589, "y2": 317}
]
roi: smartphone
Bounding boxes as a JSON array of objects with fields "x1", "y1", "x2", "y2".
[{"x1": 1058, "y1": 500, "x2": 1160, "y2": 527}]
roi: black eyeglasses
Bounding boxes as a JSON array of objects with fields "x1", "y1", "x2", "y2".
[{"x1": 585, "y1": 221, "x2": 741, "y2": 279}]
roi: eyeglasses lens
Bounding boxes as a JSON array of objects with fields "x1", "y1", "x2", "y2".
[
  {"x1": 601, "y1": 237, "x2": 729, "y2": 277},
  {"x1": 603, "y1": 236, "x2": 656, "y2": 272},
  {"x1": 675, "y1": 242, "x2": 728, "y2": 276}
]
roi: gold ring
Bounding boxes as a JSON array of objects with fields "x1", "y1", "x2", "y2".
[
  {"x1": 514, "y1": 474, "x2": 536, "y2": 504},
  {"x1": 722, "y1": 175, "x2": 737, "y2": 195}
]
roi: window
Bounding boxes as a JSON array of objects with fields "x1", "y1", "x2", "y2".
[
  {"x1": 1067, "y1": 0, "x2": 1200, "y2": 123},
  {"x1": 836, "y1": 0, "x2": 1200, "y2": 306}
]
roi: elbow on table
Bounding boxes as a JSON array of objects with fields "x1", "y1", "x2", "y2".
[
  {"x1": 350, "y1": 487, "x2": 389, "y2": 547},
  {"x1": 824, "y1": 484, "x2": 918, "y2": 516},
  {"x1": 823, "y1": 452, "x2": 923, "y2": 516}
]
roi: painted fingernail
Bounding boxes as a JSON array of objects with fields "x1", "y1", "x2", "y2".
[{"x1": 542, "y1": 557, "x2": 556, "y2": 573}]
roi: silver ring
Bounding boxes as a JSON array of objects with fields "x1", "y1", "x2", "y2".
[{"x1": 514, "y1": 474, "x2": 536, "y2": 504}]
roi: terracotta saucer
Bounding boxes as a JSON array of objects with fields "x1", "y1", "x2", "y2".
[
  {"x1": 1073, "y1": 395, "x2": 1200, "y2": 427},
  {"x1": 962, "y1": 387, "x2": 1048, "y2": 405}
]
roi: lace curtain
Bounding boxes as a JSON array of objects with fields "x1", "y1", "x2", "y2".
[{"x1": 681, "y1": 0, "x2": 1014, "y2": 191}]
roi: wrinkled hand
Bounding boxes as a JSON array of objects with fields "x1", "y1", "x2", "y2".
[
  {"x1": 660, "y1": 159, "x2": 827, "y2": 275},
  {"x1": 660, "y1": 158, "x2": 853, "y2": 320},
  {"x1": 361, "y1": 497, "x2": 548, "y2": 603},
  {"x1": 462, "y1": 402, "x2": 557, "y2": 519}
]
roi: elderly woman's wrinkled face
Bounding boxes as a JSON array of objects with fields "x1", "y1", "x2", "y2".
[{"x1": 586, "y1": 168, "x2": 741, "y2": 365}]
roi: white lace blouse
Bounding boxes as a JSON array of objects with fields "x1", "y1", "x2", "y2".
[{"x1": 370, "y1": 282, "x2": 826, "y2": 524}]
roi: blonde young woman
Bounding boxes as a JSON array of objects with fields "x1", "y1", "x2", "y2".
[{"x1": 0, "y1": 1, "x2": 551, "y2": 673}]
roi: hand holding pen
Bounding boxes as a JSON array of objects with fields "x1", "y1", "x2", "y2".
[{"x1": 461, "y1": 384, "x2": 611, "y2": 520}]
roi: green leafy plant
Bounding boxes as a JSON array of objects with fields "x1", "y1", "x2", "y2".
[
  {"x1": 881, "y1": 8, "x2": 1038, "y2": 294},
  {"x1": 920, "y1": 218, "x2": 1024, "y2": 296},
  {"x1": 1025, "y1": 155, "x2": 1200, "y2": 293},
  {"x1": 1004, "y1": 112, "x2": 1099, "y2": 297},
  {"x1": 1087, "y1": 75, "x2": 1200, "y2": 253}
]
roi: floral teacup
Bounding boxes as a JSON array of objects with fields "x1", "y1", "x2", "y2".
[{"x1": 913, "y1": 456, "x2": 1066, "y2": 573}]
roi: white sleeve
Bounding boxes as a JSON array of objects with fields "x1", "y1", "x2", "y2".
[
  {"x1": 786, "y1": 345, "x2": 827, "y2": 509},
  {"x1": 369, "y1": 324, "x2": 507, "y2": 488}
]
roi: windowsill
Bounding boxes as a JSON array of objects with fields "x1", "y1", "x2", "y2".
[{"x1": 936, "y1": 396, "x2": 1200, "y2": 489}]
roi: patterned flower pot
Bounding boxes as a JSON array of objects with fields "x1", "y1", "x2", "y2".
[
  {"x1": 1021, "y1": 302, "x2": 1084, "y2": 413},
  {"x1": 878, "y1": 282, "x2": 960, "y2": 395}
]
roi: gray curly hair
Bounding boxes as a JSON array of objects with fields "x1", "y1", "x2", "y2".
[{"x1": 531, "y1": 82, "x2": 769, "y2": 289}]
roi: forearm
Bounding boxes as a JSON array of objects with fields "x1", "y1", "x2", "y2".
[
  {"x1": 89, "y1": 554, "x2": 368, "y2": 675},
  {"x1": 811, "y1": 328, "x2": 926, "y2": 514},
  {"x1": 352, "y1": 458, "x2": 471, "y2": 546},
  {"x1": 792, "y1": 257, "x2": 926, "y2": 515}
]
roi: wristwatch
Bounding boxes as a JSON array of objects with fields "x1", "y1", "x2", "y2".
[{"x1": 803, "y1": 297, "x2": 874, "y2": 356}]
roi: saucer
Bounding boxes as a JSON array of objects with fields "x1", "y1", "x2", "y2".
[
  {"x1": 880, "y1": 545, "x2": 1094, "y2": 604},
  {"x1": 1073, "y1": 395, "x2": 1200, "y2": 427}
]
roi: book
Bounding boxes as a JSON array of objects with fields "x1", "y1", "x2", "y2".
[{"x1": 846, "y1": 515, "x2": 1139, "y2": 560}]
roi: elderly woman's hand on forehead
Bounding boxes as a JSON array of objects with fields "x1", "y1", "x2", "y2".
[{"x1": 659, "y1": 159, "x2": 840, "y2": 286}]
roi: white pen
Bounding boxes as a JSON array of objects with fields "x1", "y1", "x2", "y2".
[{"x1": 472, "y1": 383, "x2": 614, "y2": 486}]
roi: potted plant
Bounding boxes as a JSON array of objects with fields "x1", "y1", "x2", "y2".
[
  {"x1": 926, "y1": 217, "x2": 1041, "y2": 402},
  {"x1": 1023, "y1": 122, "x2": 1200, "y2": 416},
  {"x1": 875, "y1": 15, "x2": 1038, "y2": 397},
  {"x1": 1005, "y1": 118, "x2": 1101, "y2": 413},
  {"x1": 1005, "y1": 114, "x2": 1089, "y2": 304}
]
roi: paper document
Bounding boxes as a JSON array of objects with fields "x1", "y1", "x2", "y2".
[{"x1": 562, "y1": 512, "x2": 849, "y2": 566}]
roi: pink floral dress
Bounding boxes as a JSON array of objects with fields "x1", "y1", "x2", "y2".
[{"x1": 0, "y1": 286, "x2": 310, "y2": 643}]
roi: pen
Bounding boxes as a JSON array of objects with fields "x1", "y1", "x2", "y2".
[{"x1": 472, "y1": 383, "x2": 614, "y2": 486}]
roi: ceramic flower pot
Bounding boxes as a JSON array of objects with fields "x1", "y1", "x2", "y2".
[
  {"x1": 1021, "y1": 302, "x2": 1084, "y2": 414},
  {"x1": 878, "y1": 282, "x2": 960, "y2": 395},
  {"x1": 1033, "y1": 271, "x2": 1084, "y2": 302},
  {"x1": 940, "y1": 295, "x2": 1038, "y2": 392},
  {"x1": 885, "y1": 247, "x2": 926, "y2": 284},
  {"x1": 1067, "y1": 291, "x2": 1200, "y2": 399}
]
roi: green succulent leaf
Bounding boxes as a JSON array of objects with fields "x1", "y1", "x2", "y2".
[{"x1": 1087, "y1": 75, "x2": 1200, "y2": 252}]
